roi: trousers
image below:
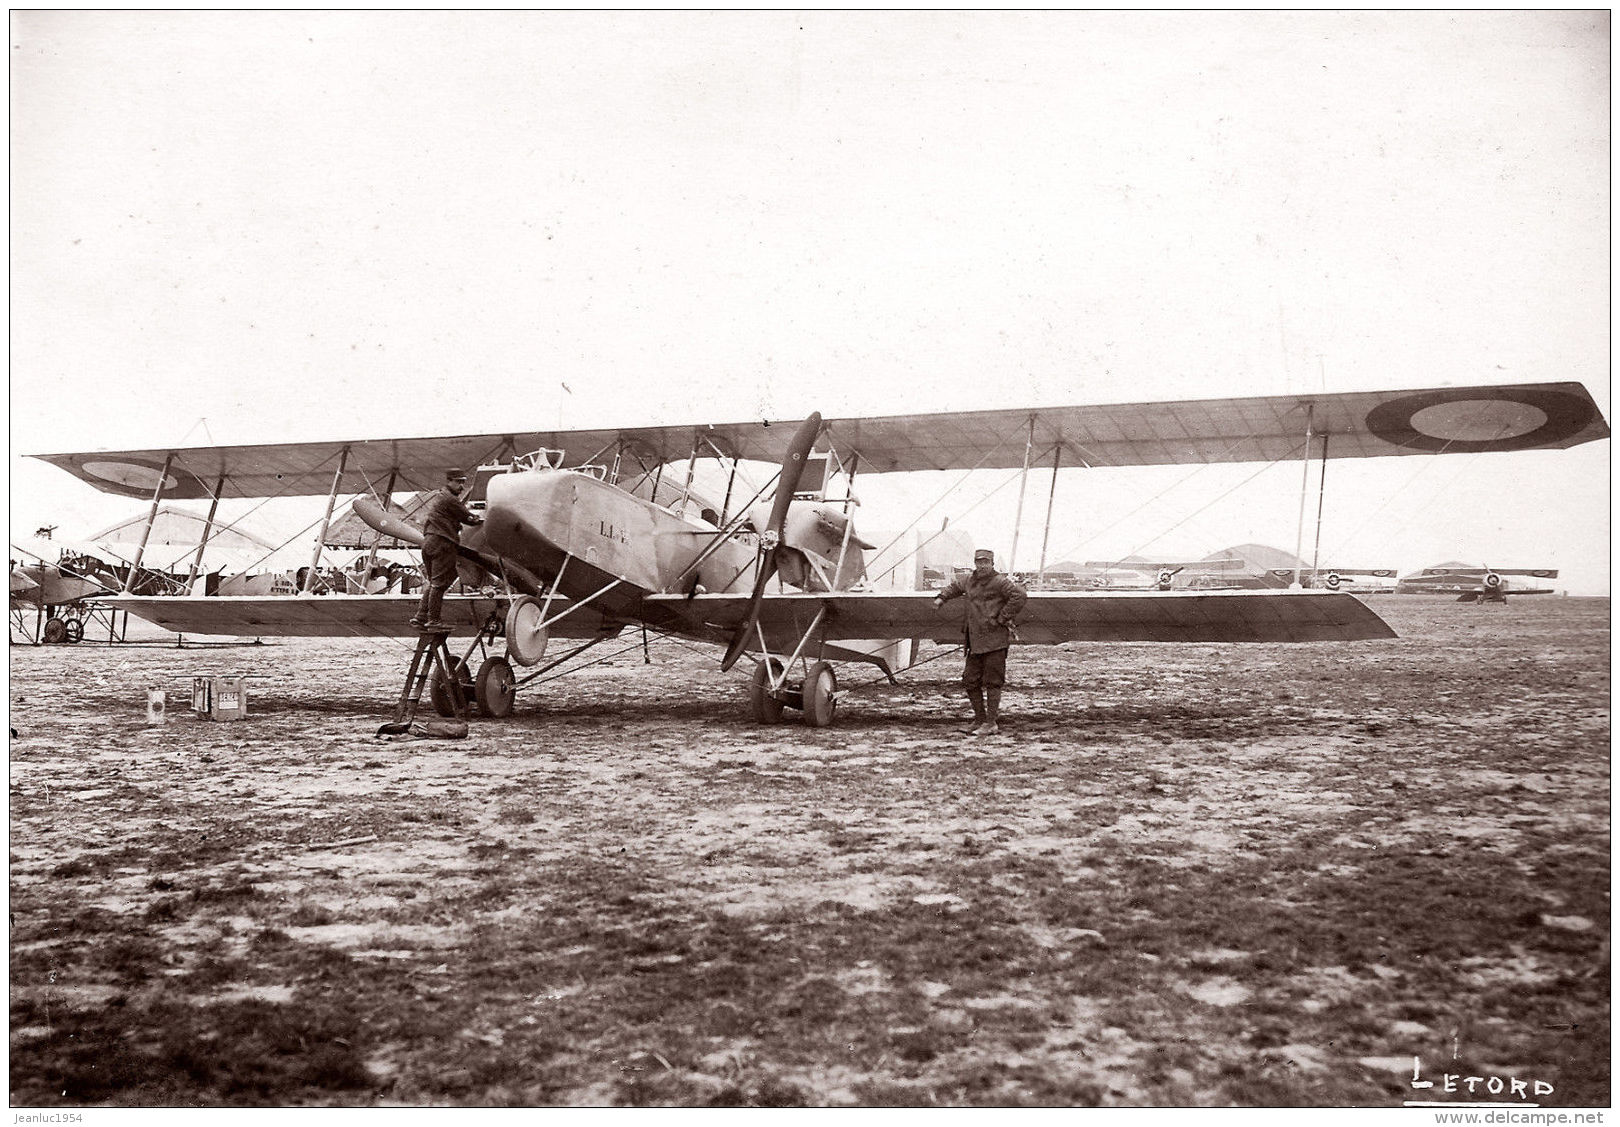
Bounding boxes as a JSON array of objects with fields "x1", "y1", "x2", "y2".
[
  {"x1": 962, "y1": 647, "x2": 1008, "y2": 690},
  {"x1": 415, "y1": 538, "x2": 459, "y2": 619}
]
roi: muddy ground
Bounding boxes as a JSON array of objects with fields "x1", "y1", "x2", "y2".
[{"x1": 8, "y1": 595, "x2": 1609, "y2": 1107}]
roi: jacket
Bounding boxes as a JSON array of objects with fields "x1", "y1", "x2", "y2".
[
  {"x1": 421, "y1": 490, "x2": 477, "y2": 545},
  {"x1": 937, "y1": 570, "x2": 1028, "y2": 654}
]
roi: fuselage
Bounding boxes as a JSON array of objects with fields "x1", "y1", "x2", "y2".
[
  {"x1": 481, "y1": 467, "x2": 765, "y2": 621},
  {"x1": 8, "y1": 563, "x2": 112, "y2": 608}
]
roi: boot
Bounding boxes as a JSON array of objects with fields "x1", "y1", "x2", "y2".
[
  {"x1": 418, "y1": 585, "x2": 449, "y2": 632},
  {"x1": 976, "y1": 688, "x2": 1002, "y2": 736},
  {"x1": 960, "y1": 688, "x2": 986, "y2": 734},
  {"x1": 410, "y1": 587, "x2": 433, "y2": 629}
]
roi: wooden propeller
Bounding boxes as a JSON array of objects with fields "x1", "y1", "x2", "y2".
[{"x1": 719, "y1": 412, "x2": 822, "y2": 672}]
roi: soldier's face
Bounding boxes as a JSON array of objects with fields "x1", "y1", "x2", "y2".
[
  {"x1": 448, "y1": 478, "x2": 467, "y2": 496},
  {"x1": 974, "y1": 558, "x2": 994, "y2": 576}
]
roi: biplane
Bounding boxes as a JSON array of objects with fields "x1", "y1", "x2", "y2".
[
  {"x1": 1183, "y1": 567, "x2": 1400, "y2": 592},
  {"x1": 1395, "y1": 564, "x2": 1561, "y2": 603},
  {"x1": 31, "y1": 380, "x2": 1608, "y2": 725},
  {"x1": 9, "y1": 537, "x2": 130, "y2": 644},
  {"x1": 1083, "y1": 558, "x2": 1249, "y2": 591}
]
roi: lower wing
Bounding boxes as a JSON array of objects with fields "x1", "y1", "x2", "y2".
[
  {"x1": 648, "y1": 588, "x2": 1397, "y2": 647},
  {"x1": 104, "y1": 593, "x2": 614, "y2": 639}
]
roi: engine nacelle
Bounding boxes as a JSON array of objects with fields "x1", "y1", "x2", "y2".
[{"x1": 746, "y1": 499, "x2": 873, "y2": 592}]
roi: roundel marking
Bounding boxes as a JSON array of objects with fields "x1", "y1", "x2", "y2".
[
  {"x1": 1409, "y1": 401, "x2": 1547, "y2": 443},
  {"x1": 1365, "y1": 387, "x2": 1599, "y2": 453},
  {"x1": 1325, "y1": 572, "x2": 1342, "y2": 589},
  {"x1": 1484, "y1": 572, "x2": 1503, "y2": 588},
  {"x1": 81, "y1": 459, "x2": 179, "y2": 492}
]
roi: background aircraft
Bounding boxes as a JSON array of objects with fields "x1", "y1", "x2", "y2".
[
  {"x1": 1083, "y1": 557, "x2": 1249, "y2": 591},
  {"x1": 29, "y1": 380, "x2": 1608, "y2": 724},
  {"x1": 9, "y1": 536, "x2": 127, "y2": 644},
  {"x1": 1395, "y1": 564, "x2": 1560, "y2": 602}
]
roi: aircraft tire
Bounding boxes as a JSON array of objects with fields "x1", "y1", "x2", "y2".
[
  {"x1": 475, "y1": 657, "x2": 516, "y2": 719},
  {"x1": 42, "y1": 617, "x2": 67, "y2": 644},
  {"x1": 803, "y1": 662, "x2": 837, "y2": 728},
  {"x1": 430, "y1": 658, "x2": 473, "y2": 718},
  {"x1": 63, "y1": 619, "x2": 85, "y2": 644},
  {"x1": 504, "y1": 596, "x2": 548, "y2": 667},
  {"x1": 749, "y1": 658, "x2": 786, "y2": 724}
]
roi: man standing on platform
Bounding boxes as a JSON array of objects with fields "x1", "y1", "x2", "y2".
[
  {"x1": 411, "y1": 469, "x2": 481, "y2": 632},
  {"x1": 932, "y1": 548, "x2": 1027, "y2": 736}
]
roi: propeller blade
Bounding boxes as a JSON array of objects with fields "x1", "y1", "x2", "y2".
[
  {"x1": 353, "y1": 498, "x2": 423, "y2": 547},
  {"x1": 720, "y1": 412, "x2": 822, "y2": 672}
]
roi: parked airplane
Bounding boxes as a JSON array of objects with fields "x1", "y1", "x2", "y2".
[
  {"x1": 9, "y1": 537, "x2": 126, "y2": 643},
  {"x1": 31, "y1": 380, "x2": 1608, "y2": 724},
  {"x1": 1395, "y1": 564, "x2": 1560, "y2": 602},
  {"x1": 1083, "y1": 558, "x2": 1248, "y2": 591},
  {"x1": 1185, "y1": 567, "x2": 1399, "y2": 591}
]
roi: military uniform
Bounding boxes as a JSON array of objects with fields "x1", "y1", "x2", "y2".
[
  {"x1": 934, "y1": 551, "x2": 1027, "y2": 735},
  {"x1": 413, "y1": 475, "x2": 481, "y2": 630}
]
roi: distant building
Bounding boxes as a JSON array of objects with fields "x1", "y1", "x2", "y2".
[
  {"x1": 864, "y1": 527, "x2": 974, "y2": 591},
  {"x1": 92, "y1": 505, "x2": 277, "y2": 554}
]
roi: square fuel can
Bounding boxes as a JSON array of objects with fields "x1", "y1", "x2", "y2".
[{"x1": 208, "y1": 677, "x2": 248, "y2": 721}]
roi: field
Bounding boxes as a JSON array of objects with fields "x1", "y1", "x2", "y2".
[{"x1": 8, "y1": 595, "x2": 1609, "y2": 1107}]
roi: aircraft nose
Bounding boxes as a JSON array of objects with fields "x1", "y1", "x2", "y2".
[
  {"x1": 481, "y1": 470, "x2": 570, "y2": 559},
  {"x1": 481, "y1": 473, "x2": 525, "y2": 556}
]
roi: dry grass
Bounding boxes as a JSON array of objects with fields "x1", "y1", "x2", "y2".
[{"x1": 8, "y1": 596, "x2": 1608, "y2": 1106}]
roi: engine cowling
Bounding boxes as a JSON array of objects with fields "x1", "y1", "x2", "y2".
[{"x1": 746, "y1": 499, "x2": 873, "y2": 592}]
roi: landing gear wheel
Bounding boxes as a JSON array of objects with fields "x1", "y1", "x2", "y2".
[
  {"x1": 749, "y1": 658, "x2": 786, "y2": 724},
  {"x1": 430, "y1": 657, "x2": 473, "y2": 717},
  {"x1": 504, "y1": 596, "x2": 549, "y2": 667},
  {"x1": 42, "y1": 617, "x2": 67, "y2": 644},
  {"x1": 63, "y1": 619, "x2": 84, "y2": 644},
  {"x1": 475, "y1": 656, "x2": 516, "y2": 718},
  {"x1": 803, "y1": 661, "x2": 837, "y2": 728}
]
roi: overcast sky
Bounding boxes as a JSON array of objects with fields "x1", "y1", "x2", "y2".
[{"x1": 10, "y1": 11, "x2": 1611, "y2": 592}]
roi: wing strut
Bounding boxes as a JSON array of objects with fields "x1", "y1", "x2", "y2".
[
  {"x1": 677, "y1": 431, "x2": 702, "y2": 518},
  {"x1": 124, "y1": 451, "x2": 175, "y2": 592},
  {"x1": 1036, "y1": 445, "x2": 1062, "y2": 585},
  {"x1": 303, "y1": 446, "x2": 351, "y2": 593},
  {"x1": 185, "y1": 472, "x2": 227, "y2": 590},
  {"x1": 1009, "y1": 416, "x2": 1037, "y2": 572},
  {"x1": 1290, "y1": 408, "x2": 1315, "y2": 589},
  {"x1": 832, "y1": 452, "x2": 861, "y2": 587},
  {"x1": 360, "y1": 468, "x2": 400, "y2": 593},
  {"x1": 1310, "y1": 431, "x2": 1331, "y2": 578}
]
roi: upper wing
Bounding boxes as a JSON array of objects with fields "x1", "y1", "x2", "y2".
[
  {"x1": 32, "y1": 381, "x2": 1608, "y2": 498},
  {"x1": 648, "y1": 588, "x2": 1397, "y2": 647}
]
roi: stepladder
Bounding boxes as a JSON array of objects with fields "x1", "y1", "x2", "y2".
[{"x1": 378, "y1": 630, "x2": 465, "y2": 735}]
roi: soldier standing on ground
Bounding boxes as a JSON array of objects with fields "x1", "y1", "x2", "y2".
[
  {"x1": 933, "y1": 548, "x2": 1028, "y2": 736},
  {"x1": 411, "y1": 469, "x2": 481, "y2": 632}
]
